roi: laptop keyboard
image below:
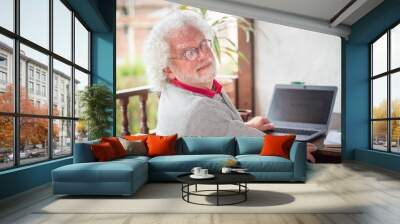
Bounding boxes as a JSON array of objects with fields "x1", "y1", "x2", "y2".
[{"x1": 272, "y1": 128, "x2": 318, "y2": 136}]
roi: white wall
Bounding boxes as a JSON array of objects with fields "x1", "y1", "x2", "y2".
[{"x1": 254, "y1": 21, "x2": 341, "y2": 116}]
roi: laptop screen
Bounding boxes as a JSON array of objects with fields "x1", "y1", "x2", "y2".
[{"x1": 268, "y1": 86, "x2": 336, "y2": 124}]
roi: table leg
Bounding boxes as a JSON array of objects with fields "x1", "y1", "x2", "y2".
[
  {"x1": 187, "y1": 184, "x2": 190, "y2": 202},
  {"x1": 245, "y1": 183, "x2": 247, "y2": 201},
  {"x1": 181, "y1": 184, "x2": 183, "y2": 199},
  {"x1": 195, "y1": 184, "x2": 197, "y2": 192},
  {"x1": 217, "y1": 184, "x2": 219, "y2": 206}
]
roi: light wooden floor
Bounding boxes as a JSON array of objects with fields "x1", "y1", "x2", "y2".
[{"x1": 1, "y1": 162, "x2": 400, "y2": 224}]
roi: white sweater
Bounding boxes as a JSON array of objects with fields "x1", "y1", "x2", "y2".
[{"x1": 156, "y1": 83, "x2": 265, "y2": 137}]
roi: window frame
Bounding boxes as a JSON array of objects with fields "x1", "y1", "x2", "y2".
[
  {"x1": 370, "y1": 20, "x2": 400, "y2": 154},
  {"x1": 0, "y1": 0, "x2": 92, "y2": 171}
]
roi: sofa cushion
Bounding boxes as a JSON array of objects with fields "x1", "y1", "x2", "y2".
[
  {"x1": 259, "y1": 134, "x2": 296, "y2": 159},
  {"x1": 236, "y1": 155, "x2": 293, "y2": 172},
  {"x1": 235, "y1": 137, "x2": 264, "y2": 155},
  {"x1": 91, "y1": 142, "x2": 118, "y2": 161},
  {"x1": 148, "y1": 154, "x2": 235, "y2": 172},
  {"x1": 101, "y1": 137, "x2": 127, "y2": 158},
  {"x1": 118, "y1": 138, "x2": 147, "y2": 156},
  {"x1": 73, "y1": 139, "x2": 101, "y2": 163},
  {"x1": 53, "y1": 158, "x2": 147, "y2": 183},
  {"x1": 114, "y1": 155, "x2": 150, "y2": 163},
  {"x1": 147, "y1": 134, "x2": 178, "y2": 157},
  {"x1": 177, "y1": 137, "x2": 236, "y2": 155}
]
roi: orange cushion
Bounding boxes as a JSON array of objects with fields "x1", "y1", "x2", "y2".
[
  {"x1": 91, "y1": 142, "x2": 118, "y2": 162},
  {"x1": 101, "y1": 137, "x2": 127, "y2": 158},
  {"x1": 259, "y1": 134, "x2": 296, "y2": 159},
  {"x1": 146, "y1": 134, "x2": 178, "y2": 157}
]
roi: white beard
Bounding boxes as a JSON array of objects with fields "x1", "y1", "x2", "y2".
[{"x1": 177, "y1": 63, "x2": 216, "y2": 85}]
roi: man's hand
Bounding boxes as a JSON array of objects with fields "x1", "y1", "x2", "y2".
[{"x1": 245, "y1": 116, "x2": 274, "y2": 131}]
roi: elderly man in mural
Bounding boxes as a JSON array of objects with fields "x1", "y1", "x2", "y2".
[
  {"x1": 144, "y1": 10, "x2": 318, "y2": 161},
  {"x1": 144, "y1": 10, "x2": 273, "y2": 137}
]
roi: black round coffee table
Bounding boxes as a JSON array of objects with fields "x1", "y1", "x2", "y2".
[{"x1": 177, "y1": 173, "x2": 255, "y2": 206}]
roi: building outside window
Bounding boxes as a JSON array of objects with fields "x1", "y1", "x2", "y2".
[
  {"x1": 0, "y1": 54, "x2": 7, "y2": 90},
  {"x1": 41, "y1": 85, "x2": 46, "y2": 97},
  {"x1": 28, "y1": 81, "x2": 34, "y2": 94},
  {"x1": 0, "y1": 71, "x2": 6, "y2": 83},
  {"x1": 0, "y1": 54, "x2": 7, "y2": 67},
  {"x1": 41, "y1": 73, "x2": 46, "y2": 83},
  {"x1": 0, "y1": 0, "x2": 92, "y2": 170},
  {"x1": 35, "y1": 83, "x2": 40, "y2": 95},
  {"x1": 28, "y1": 66, "x2": 34, "y2": 80}
]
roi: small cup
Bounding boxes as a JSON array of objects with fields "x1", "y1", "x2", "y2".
[
  {"x1": 191, "y1": 167, "x2": 202, "y2": 176},
  {"x1": 221, "y1": 167, "x2": 232, "y2": 174},
  {"x1": 199, "y1": 169, "x2": 208, "y2": 176}
]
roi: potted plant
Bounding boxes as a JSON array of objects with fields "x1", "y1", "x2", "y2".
[{"x1": 79, "y1": 84, "x2": 114, "y2": 140}]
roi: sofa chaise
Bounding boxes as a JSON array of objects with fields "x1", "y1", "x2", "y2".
[{"x1": 52, "y1": 137, "x2": 306, "y2": 196}]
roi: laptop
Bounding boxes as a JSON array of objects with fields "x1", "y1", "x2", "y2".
[{"x1": 265, "y1": 84, "x2": 337, "y2": 141}]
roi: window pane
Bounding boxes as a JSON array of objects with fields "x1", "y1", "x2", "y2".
[
  {"x1": 0, "y1": 116, "x2": 14, "y2": 170},
  {"x1": 372, "y1": 121, "x2": 388, "y2": 151},
  {"x1": 372, "y1": 33, "x2": 387, "y2": 76},
  {"x1": 53, "y1": 0, "x2": 72, "y2": 60},
  {"x1": 75, "y1": 18, "x2": 89, "y2": 70},
  {"x1": 0, "y1": 35, "x2": 14, "y2": 112},
  {"x1": 391, "y1": 72, "x2": 400, "y2": 118},
  {"x1": 53, "y1": 119, "x2": 72, "y2": 158},
  {"x1": 20, "y1": 117, "x2": 49, "y2": 165},
  {"x1": 391, "y1": 24, "x2": 400, "y2": 70},
  {"x1": 75, "y1": 120, "x2": 88, "y2": 143},
  {"x1": 74, "y1": 69, "x2": 89, "y2": 118},
  {"x1": 0, "y1": 0, "x2": 14, "y2": 31},
  {"x1": 20, "y1": 44, "x2": 49, "y2": 115},
  {"x1": 391, "y1": 120, "x2": 400, "y2": 153},
  {"x1": 372, "y1": 77, "x2": 387, "y2": 119},
  {"x1": 53, "y1": 59, "x2": 72, "y2": 117},
  {"x1": 20, "y1": 0, "x2": 49, "y2": 49}
]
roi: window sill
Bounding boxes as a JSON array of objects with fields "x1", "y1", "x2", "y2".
[{"x1": 0, "y1": 156, "x2": 72, "y2": 176}]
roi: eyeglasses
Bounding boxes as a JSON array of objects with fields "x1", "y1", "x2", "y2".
[{"x1": 169, "y1": 39, "x2": 212, "y2": 61}]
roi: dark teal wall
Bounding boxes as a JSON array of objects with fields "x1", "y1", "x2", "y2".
[
  {"x1": 0, "y1": 0, "x2": 116, "y2": 200},
  {"x1": 91, "y1": 0, "x2": 116, "y2": 136},
  {"x1": 92, "y1": 31, "x2": 116, "y2": 136},
  {"x1": 344, "y1": 0, "x2": 400, "y2": 171},
  {"x1": 343, "y1": 43, "x2": 369, "y2": 159},
  {"x1": 0, "y1": 158, "x2": 72, "y2": 199}
]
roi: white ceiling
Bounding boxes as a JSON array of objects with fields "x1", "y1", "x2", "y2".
[
  {"x1": 225, "y1": 0, "x2": 352, "y2": 22},
  {"x1": 167, "y1": 0, "x2": 384, "y2": 38}
]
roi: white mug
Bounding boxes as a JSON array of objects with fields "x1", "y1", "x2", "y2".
[
  {"x1": 191, "y1": 167, "x2": 202, "y2": 176},
  {"x1": 221, "y1": 167, "x2": 232, "y2": 174},
  {"x1": 200, "y1": 169, "x2": 208, "y2": 176}
]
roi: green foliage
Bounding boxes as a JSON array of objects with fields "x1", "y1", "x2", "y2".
[
  {"x1": 373, "y1": 99, "x2": 400, "y2": 140},
  {"x1": 79, "y1": 84, "x2": 114, "y2": 140},
  {"x1": 117, "y1": 59, "x2": 146, "y2": 78}
]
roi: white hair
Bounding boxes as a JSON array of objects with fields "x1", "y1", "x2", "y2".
[{"x1": 143, "y1": 10, "x2": 215, "y2": 92}]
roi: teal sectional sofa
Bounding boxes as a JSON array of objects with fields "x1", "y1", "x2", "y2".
[{"x1": 52, "y1": 137, "x2": 306, "y2": 196}]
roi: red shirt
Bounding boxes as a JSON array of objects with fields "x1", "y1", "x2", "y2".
[{"x1": 170, "y1": 79, "x2": 222, "y2": 98}]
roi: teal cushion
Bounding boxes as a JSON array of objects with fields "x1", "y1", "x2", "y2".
[
  {"x1": 73, "y1": 139, "x2": 101, "y2": 163},
  {"x1": 116, "y1": 155, "x2": 150, "y2": 163},
  {"x1": 53, "y1": 159, "x2": 147, "y2": 183},
  {"x1": 236, "y1": 137, "x2": 264, "y2": 155},
  {"x1": 177, "y1": 137, "x2": 235, "y2": 155},
  {"x1": 236, "y1": 155, "x2": 293, "y2": 172},
  {"x1": 149, "y1": 154, "x2": 235, "y2": 172}
]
